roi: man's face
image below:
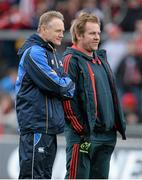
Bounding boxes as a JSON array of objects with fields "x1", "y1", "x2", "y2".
[
  {"x1": 42, "y1": 18, "x2": 65, "y2": 46},
  {"x1": 78, "y1": 22, "x2": 100, "y2": 52}
]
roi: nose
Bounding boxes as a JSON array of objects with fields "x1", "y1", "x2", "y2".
[
  {"x1": 94, "y1": 33, "x2": 100, "y2": 40},
  {"x1": 59, "y1": 32, "x2": 64, "y2": 38}
]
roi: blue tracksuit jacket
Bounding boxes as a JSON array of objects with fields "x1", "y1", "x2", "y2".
[{"x1": 15, "y1": 33, "x2": 75, "y2": 135}]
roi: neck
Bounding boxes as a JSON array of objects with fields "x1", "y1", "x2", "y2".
[
  {"x1": 38, "y1": 33, "x2": 55, "y2": 50},
  {"x1": 38, "y1": 33, "x2": 46, "y2": 42},
  {"x1": 73, "y1": 44, "x2": 93, "y2": 57}
]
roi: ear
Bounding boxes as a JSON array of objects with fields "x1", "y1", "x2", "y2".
[
  {"x1": 41, "y1": 25, "x2": 48, "y2": 33},
  {"x1": 76, "y1": 33, "x2": 83, "y2": 41},
  {"x1": 40, "y1": 25, "x2": 44, "y2": 33}
]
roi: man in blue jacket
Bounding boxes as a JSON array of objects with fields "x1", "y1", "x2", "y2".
[{"x1": 15, "y1": 11, "x2": 75, "y2": 179}]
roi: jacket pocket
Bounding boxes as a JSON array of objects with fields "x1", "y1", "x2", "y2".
[{"x1": 48, "y1": 97, "x2": 64, "y2": 128}]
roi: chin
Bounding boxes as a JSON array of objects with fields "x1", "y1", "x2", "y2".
[
  {"x1": 55, "y1": 42, "x2": 61, "y2": 46},
  {"x1": 93, "y1": 46, "x2": 98, "y2": 50}
]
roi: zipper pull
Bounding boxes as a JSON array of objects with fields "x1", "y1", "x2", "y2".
[
  {"x1": 92, "y1": 58, "x2": 97, "y2": 64},
  {"x1": 97, "y1": 58, "x2": 102, "y2": 65}
]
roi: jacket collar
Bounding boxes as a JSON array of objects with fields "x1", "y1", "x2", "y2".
[
  {"x1": 17, "y1": 33, "x2": 56, "y2": 58},
  {"x1": 64, "y1": 44, "x2": 106, "y2": 64}
]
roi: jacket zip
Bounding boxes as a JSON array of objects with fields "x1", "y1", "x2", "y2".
[
  {"x1": 45, "y1": 44, "x2": 58, "y2": 134},
  {"x1": 53, "y1": 50, "x2": 59, "y2": 68},
  {"x1": 48, "y1": 43, "x2": 59, "y2": 68},
  {"x1": 45, "y1": 96, "x2": 48, "y2": 133},
  {"x1": 86, "y1": 62, "x2": 98, "y2": 117}
]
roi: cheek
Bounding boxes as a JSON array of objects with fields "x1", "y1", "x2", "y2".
[
  {"x1": 87, "y1": 36, "x2": 93, "y2": 42},
  {"x1": 84, "y1": 36, "x2": 90, "y2": 42},
  {"x1": 48, "y1": 34, "x2": 56, "y2": 42},
  {"x1": 87, "y1": 38, "x2": 92, "y2": 46},
  {"x1": 52, "y1": 33, "x2": 58, "y2": 40}
]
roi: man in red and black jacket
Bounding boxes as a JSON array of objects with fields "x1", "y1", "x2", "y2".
[{"x1": 63, "y1": 12, "x2": 126, "y2": 179}]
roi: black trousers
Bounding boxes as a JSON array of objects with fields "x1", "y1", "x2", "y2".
[
  {"x1": 65, "y1": 131, "x2": 117, "y2": 179},
  {"x1": 19, "y1": 133, "x2": 57, "y2": 179}
]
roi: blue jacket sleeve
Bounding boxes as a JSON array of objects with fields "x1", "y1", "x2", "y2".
[{"x1": 23, "y1": 45, "x2": 74, "y2": 98}]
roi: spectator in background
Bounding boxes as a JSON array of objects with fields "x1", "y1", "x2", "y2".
[
  {"x1": 77, "y1": 0, "x2": 104, "y2": 30},
  {"x1": 101, "y1": 0, "x2": 126, "y2": 25},
  {"x1": 116, "y1": 40, "x2": 142, "y2": 124},
  {"x1": 31, "y1": 0, "x2": 56, "y2": 29},
  {"x1": 119, "y1": 0, "x2": 142, "y2": 32},
  {"x1": 0, "y1": 68, "x2": 17, "y2": 134},
  {"x1": 18, "y1": 0, "x2": 35, "y2": 28},
  {"x1": 0, "y1": 0, "x2": 56, "y2": 30},
  {"x1": 0, "y1": 92, "x2": 16, "y2": 134},
  {"x1": 100, "y1": 23, "x2": 127, "y2": 73},
  {"x1": 0, "y1": 1, "x2": 34, "y2": 69},
  {"x1": 121, "y1": 92, "x2": 139, "y2": 125},
  {"x1": 0, "y1": 68, "x2": 17, "y2": 100},
  {"x1": 0, "y1": 3, "x2": 32, "y2": 29},
  {"x1": 55, "y1": 0, "x2": 81, "y2": 30},
  {"x1": 133, "y1": 19, "x2": 142, "y2": 59}
]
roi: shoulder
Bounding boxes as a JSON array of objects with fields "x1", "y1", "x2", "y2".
[
  {"x1": 63, "y1": 48, "x2": 82, "y2": 64},
  {"x1": 63, "y1": 53, "x2": 79, "y2": 70},
  {"x1": 30, "y1": 45, "x2": 46, "y2": 56},
  {"x1": 28, "y1": 45, "x2": 49, "y2": 63}
]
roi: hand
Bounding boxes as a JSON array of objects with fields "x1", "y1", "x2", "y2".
[{"x1": 79, "y1": 136, "x2": 91, "y2": 154}]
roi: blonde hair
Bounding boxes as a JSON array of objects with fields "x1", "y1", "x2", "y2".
[
  {"x1": 37, "y1": 11, "x2": 64, "y2": 32},
  {"x1": 70, "y1": 12, "x2": 100, "y2": 44}
]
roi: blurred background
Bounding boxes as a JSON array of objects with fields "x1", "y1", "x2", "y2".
[{"x1": 0, "y1": 0, "x2": 142, "y2": 179}]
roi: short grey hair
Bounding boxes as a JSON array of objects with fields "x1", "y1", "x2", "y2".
[{"x1": 37, "y1": 11, "x2": 64, "y2": 32}]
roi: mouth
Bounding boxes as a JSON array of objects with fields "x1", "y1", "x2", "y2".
[
  {"x1": 57, "y1": 38, "x2": 62, "y2": 41},
  {"x1": 92, "y1": 42, "x2": 99, "y2": 44}
]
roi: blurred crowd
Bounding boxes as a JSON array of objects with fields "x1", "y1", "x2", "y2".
[{"x1": 0, "y1": 0, "x2": 142, "y2": 134}]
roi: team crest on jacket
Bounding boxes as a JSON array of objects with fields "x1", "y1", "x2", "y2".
[
  {"x1": 51, "y1": 59, "x2": 54, "y2": 65},
  {"x1": 59, "y1": 60, "x2": 63, "y2": 66},
  {"x1": 38, "y1": 147, "x2": 45, "y2": 153},
  {"x1": 51, "y1": 69, "x2": 57, "y2": 75}
]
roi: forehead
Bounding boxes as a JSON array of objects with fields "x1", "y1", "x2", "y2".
[
  {"x1": 47, "y1": 18, "x2": 64, "y2": 30},
  {"x1": 85, "y1": 22, "x2": 100, "y2": 32}
]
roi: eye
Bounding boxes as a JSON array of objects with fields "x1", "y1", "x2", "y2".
[{"x1": 56, "y1": 30, "x2": 64, "y2": 33}]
